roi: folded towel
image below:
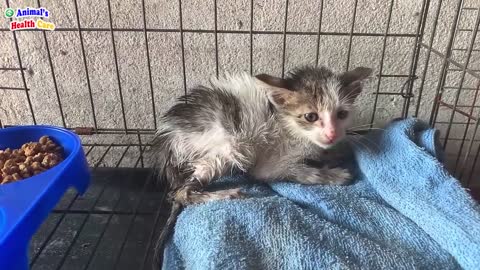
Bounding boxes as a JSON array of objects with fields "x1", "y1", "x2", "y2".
[{"x1": 162, "y1": 118, "x2": 480, "y2": 270}]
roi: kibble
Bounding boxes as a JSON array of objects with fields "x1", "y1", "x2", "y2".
[{"x1": 0, "y1": 136, "x2": 63, "y2": 185}]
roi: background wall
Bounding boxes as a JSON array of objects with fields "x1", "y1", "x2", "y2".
[{"x1": 1, "y1": 0, "x2": 480, "y2": 182}]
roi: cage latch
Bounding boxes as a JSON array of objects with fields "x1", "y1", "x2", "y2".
[{"x1": 400, "y1": 75, "x2": 418, "y2": 98}]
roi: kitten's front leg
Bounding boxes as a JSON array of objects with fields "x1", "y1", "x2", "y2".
[{"x1": 288, "y1": 164, "x2": 352, "y2": 185}]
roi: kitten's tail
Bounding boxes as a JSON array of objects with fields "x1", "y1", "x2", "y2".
[
  {"x1": 153, "y1": 201, "x2": 183, "y2": 269},
  {"x1": 149, "y1": 130, "x2": 183, "y2": 269}
]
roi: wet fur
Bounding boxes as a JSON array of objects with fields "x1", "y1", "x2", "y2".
[{"x1": 150, "y1": 65, "x2": 371, "y2": 267}]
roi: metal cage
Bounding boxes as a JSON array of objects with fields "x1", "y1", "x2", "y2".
[{"x1": 1, "y1": 0, "x2": 479, "y2": 269}]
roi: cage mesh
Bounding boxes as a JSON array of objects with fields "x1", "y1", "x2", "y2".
[{"x1": 1, "y1": 0, "x2": 480, "y2": 268}]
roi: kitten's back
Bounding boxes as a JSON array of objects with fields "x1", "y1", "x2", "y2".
[{"x1": 150, "y1": 73, "x2": 276, "y2": 186}]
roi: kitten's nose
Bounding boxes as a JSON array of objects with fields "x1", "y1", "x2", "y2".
[{"x1": 325, "y1": 130, "x2": 337, "y2": 143}]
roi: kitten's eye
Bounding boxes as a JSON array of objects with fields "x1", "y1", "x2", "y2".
[
  {"x1": 304, "y1": 112, "x2": 319, "y2": 122},
  {"x1": 337, "y1": 110, "x2": 349, "y2": 120}
]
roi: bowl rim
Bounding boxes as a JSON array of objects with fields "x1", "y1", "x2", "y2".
[{"x1": 0, "y1": 125, "x2": 82, "y2": 184}]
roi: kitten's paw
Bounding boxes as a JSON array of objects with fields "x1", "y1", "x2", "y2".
[
  {"x1": 224, "y1": 188, "x2": 245, "y2": 199},
  {"x1": 208, "y1": 188, "x2": 245, "y2": 201},
  {"x1": 325, "y1": 167, "x2": 352, "y2": 185},
  {"x1": 298, "y1": 167, "x2": 352, "y2": 185},
  {"x1": 186, "y1": 188, "x2": 245, "y2": 204}
]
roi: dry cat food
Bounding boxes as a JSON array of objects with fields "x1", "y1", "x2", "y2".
[{"x1": 0, "y1": 136, "x2": 64, "y2": 185}]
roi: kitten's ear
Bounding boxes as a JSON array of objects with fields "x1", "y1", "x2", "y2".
[
  {"x1": 255, "y1": 74, "x2": 291, "y2": 89},
  {"x1": 339, "y1": 67, "x2": 372, "y2": 86},
  {"x1": 339, "y1": 67, "x2": 372, "y2": 101},
  {"x1": 255, "y1": 74, "x2": 294, "y2": 107}
]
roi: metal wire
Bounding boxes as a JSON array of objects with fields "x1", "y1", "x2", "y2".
[
  {"x1": 344, "y1": 0, "x2": 359, "y2": 71},
  {"x1": 422, "y1": 44, "x2": 480, "y2": 81},
  {"x1": 72, "y1": 0, "x2": 98, "y2": 130},
  {"x1": 111, "y1": 154, "x2": 167, "y2": 269},
  {"x1": 281, "y1": 0, "x2": 289, "y2": 78},
  {"x1": 37, "y1": 0, "x2": 66, "y2": 128},
  {"x1": 178, "y1": 0, "x2": 188, "y2": 98},
  {"x1": 314, "y1": 0, "x2": 324, "y2": 67},
  {"x1": 449, "y1": 12, "x2": 480, "y2": 175},
  {"x1": 51, "y1": 145, "x2": 149, "y2": 269},
  {"x1": 249, "y1": 0, "x2": 254, "y2": 75},
  {"x1": 29, "y1": 144, "x2": 105, "y2": 266},
  {"x1": 0, "y1": 27, "x2": 420, "y2": 36},
  {"x1": 0, "y1": 86, "x2": 29, "y2": 91},
  {"x1": 139, "y1": 191, "x2": 169, "y2": 270},
  {"x1": 80, "y1": 146, "x2": 140, "y2": 270},
  {"x1": 137, "y1": 131, "x2": 145, "y2": 168},
  {"x1": 214, "y1": 0, "x2": 219, "y2": 78},
  {"x1": 428, "y1": 0, "x2": 466, "y2": 126},
  {"x1": 441, "y1": 8, "x2": 480, "y2": 148},
  {"x1": 0, "y1": 67, "x2": 25, "y2": 70},
  {"x1": 458, "y1": 82, "x2": 480, "y2": 180},
  {"x1": 369, "y1": 0, "x2": 395, "y2": 126},
  {"x1": 401, "y1": 0, "x2": 430, "y2": 118},
  {"x1": 106, "y1": 0, "x2": 128, "y2": 133},
  {"x1": 467, "y1": 132, "x2": 480, "y2": 185},
  {"x1": 69, "y1": 146, "x2": 132, "y2": 270},
  {"x1": 5, "y1": 0, "x2": 36, "y2": 125},
  {"x1": 426, "y1": 3, "x2": 480, "y2": 184},
  {"x1": 414, "y1": 0, "x2": 444, "y2": 118},
  {"x1": 141, "y1": 0, "x2": 157, "y2": 130}
]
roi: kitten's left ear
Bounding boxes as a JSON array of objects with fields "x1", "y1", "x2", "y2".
[
  {"x1": 339, "y1": 67, "x2": 373, "y2": 101},
  {"x1": 255, "y1": 74, "x2": 295, "y2": 108}
]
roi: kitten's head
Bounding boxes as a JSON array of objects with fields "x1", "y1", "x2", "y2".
[{"x1": 256, "y1": 65, "x2": 372, "y2": 149}]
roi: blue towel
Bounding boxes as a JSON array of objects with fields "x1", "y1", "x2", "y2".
[{"x1": 162, "y1": 118, "x2": 480, "y2": 270}]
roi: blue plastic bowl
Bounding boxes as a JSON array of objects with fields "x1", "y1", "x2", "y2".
[{"x1": 0, "y1": 126, "x2": 91, "y2": 270}]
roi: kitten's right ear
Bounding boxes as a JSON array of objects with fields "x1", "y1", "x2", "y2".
[
  {"x1": 338, "y1": 67, "x2": 373, "y2": 101},
  {"x1": 339, "y1": 67, "x2": 373, "y2": 87},
  {"x1": 255, "y1": 74, "x2": 294, "y2": 107}
]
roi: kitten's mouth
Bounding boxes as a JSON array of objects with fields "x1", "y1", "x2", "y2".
[
  {"x1": 315, "y1": 139, "x2": 337, "y2": 149},
  {"x1": 316, "y1": 136, "x2": 343, "y2": 148}
]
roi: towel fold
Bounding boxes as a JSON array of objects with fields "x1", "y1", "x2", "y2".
[{"x1": 163, "y1": 118, "x2": 480, "y2": 270}]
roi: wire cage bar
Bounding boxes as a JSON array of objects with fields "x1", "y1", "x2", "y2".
[{"x1": 1, "y1": 0, "x2": 480, "y2": 269}]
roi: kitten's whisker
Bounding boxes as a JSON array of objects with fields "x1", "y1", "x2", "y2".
[
  {"x1": 348, "y1": 127, "x2": 386, "y2": 132},
  {"x1": 347, "y1": 127, "x2": 370, "y2": 131},
  {"x1": 349, "y1": 123, "x2": 373, "y2": 127},
  {"x1": 346, "y1": 137, "x2": 374, "y2": 154},
  {"x1": 340, "y1": 90, "x2": 360, "y2": 103},
  {"x1": 362, "y1": 138, "x2": 381, "y2": 152},
  {"x1": 347, "y1": 131, "x2": 381, "y2": 152},
  {"x1": 347, "y1": 130, "x2": 361, "y2": 136},
  {"x1": 363, "y1": 127, "x2": 386, "y2": 130},
  {"x1": 359, "y1": 137, "x2": 381, "y2": 152},
  {"x1": 348, "y1": 123, "x2": 377, "y2": 129},
  {"x1": 351, "y1": 138, "x2": 377, "y2": 154}
]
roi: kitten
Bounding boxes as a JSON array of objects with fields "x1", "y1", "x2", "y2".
[{"x1": 150, "y1": 65, "x2": 371, "y2": 264}]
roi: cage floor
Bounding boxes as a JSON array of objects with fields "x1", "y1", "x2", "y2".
[{"x1": 28, "y1": 168, "x2": 169, "y2": 270}]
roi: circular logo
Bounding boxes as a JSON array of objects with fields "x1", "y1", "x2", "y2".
[{"x1": 5, "y1": 8, "x2": 14, "y2": 18}]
